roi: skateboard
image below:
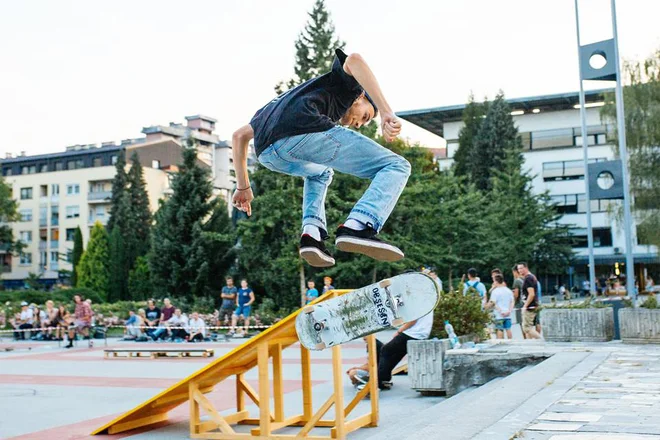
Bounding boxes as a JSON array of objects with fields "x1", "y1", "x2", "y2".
[{"x1": 295, "y1": 272, "x2": 440, "y2": 350}]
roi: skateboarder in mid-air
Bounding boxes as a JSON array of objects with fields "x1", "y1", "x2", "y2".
[{"x1": 231, "y1": 49, "x2": 411, "y2": 267}]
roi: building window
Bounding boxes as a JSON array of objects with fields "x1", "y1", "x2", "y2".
[
  {"x1": 67, "y1": 161, "x2": 75, "y2": 170},
  {"x1": 66, "y1": 184, "x2": 80, "y2": 195},
  {"x1": 151, "y1": 160, "x2": 160, "y2": 169},
  {"x1": 50, "y1": 251, "x2": 59, "y2": 263},
  {"x1": 19, "y1": 253, "x2": 32, "y2": 265},
  {"x1": 66, "y1": 206, "x2": 80, "y2": 219},
  {"x1": 19, "y1": 231, "x2": 32, "y2": 243},
  {"x1": 51, "y1": 184, "x2": 60, "y2": 196},
  {"x1": 542, "y1": 158, "x2": 607, "y2": 182},
  {"x1": 111, "y1": 155, "x2": 118, "y2": 165},
  {"x1": 3, "y1": 167, "x2": 12, "y2": 176},
  {"x1": 66, "y1": 228, "x2": 76, "y2": 241},
  {"x1": 40, "y1": 185, "x2": 48, "y2": 197},
  {"x1": 572, "y1": 227, "x2": 613, "y2": 248},
  {"x1": 55, "y1": 162, "x2": 63, "y2": 171},
  {"x1": 550, "y1": 194, "x2": 612, "y2": 214},
  {"x1": 20, "y1": 187, "x2": 33, "y2": 200},
  {"x1": 92, "y1": 157, "x2": 103, "y2": 167},
  {"x1": 19, "y1": 209, "x2": 32, "y2": 222}
]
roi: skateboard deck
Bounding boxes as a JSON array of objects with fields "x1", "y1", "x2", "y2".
[{"x1": 295, "y1": 272, "x2": 440, "y2": 350}]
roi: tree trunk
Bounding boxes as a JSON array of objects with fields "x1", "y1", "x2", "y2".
[
  {"x1": 372, "y1": 267, "x2": 378, "y2": 284},
  {"x1": 299, "y1": 262, "x2": 306, "y2": 307}
]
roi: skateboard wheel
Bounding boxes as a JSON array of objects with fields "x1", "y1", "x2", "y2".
[
  {"x1": 313, "y1": 322, "x2": 324, "y2": 332},
  {"x1": 302, "y1": 305, "x2": 315, "y2": 314},
  {"x1": 315, "y1": 342, "x2": 327, "y2": 350},
  {"x1": 392, "y1": 318, "x2": 404, "y2": 327},
  {"x1": 379, "y1": 279, "x2": 392, "y2": 288}
]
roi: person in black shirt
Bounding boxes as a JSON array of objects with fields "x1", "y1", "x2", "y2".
[
  {"x1": 516, "y1": 262, "x2": 542, "y2": 339},
  {"x1": 232, "y1": 49, "x2": 411, "y2": 268}
]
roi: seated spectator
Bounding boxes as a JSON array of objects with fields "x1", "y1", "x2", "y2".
[
  {"x1": 187, "y1": 312, "x2": 206, "y2": 342},
  {"x1": 143, "y1": 299, "x2": 161, "y2": 338},
  {"x1": 346, "y1": 337, "x2": 384, "y2": 389},
  {"x1": 13, "y1": 301, "x2": 34, "y2": 340},
  {"x1": 66, "y1": 294, "x2": 93, "y2": 348},
  {"x1": 30, "y1": 305, "x2": 47, "y2": 340},
  {"x1": 124, "y1": 311, "x2": 144, "y2": 340},
  {"x1": 43, "y1": 300, "x2": 58, "y2": 340},
  {"x1": 170, "y1": 309, "x2": 189, "y2": 341},
  {"x1": 608, "y1": 280, "x2": 627, "y2": 296},
  {"x1": 53, "y1": 304, "x2": 71, "y2": 340},
  {"x1": 150, "y1": 301, "x2": 181, "y2": 341}
]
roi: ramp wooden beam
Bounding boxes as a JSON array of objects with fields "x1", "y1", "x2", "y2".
[{"x1": 93, "y1": 289, "x2": 380, "y2": 439}]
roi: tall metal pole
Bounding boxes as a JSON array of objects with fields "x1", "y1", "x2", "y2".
[
  {"x1": 574, "y1": 0, "x2": 597, "y2": 294},
  {"x1": 610, "y1": 0, "x2": 636, "y2": 302}
]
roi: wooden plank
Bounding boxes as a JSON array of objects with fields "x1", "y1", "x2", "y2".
[
  {"x1": 392, "y1": 363, "x2": 408, "y2": 375},
  {"x1": 222, "y1": 410, "x2": 250, "y2": 425},
  {"x1": 192, "y1": 387, "x2": 235, "y2": 434},
  {"x1": 189, "y1": 382, "x2": 201, "y2": 435},
  {"x1": 236, "y1": 373, "x2": 245, "y2": 411},
  {"x1": 331, "y1": 344, "x2": 345, "y2": 439},
  {"x1": 156, "y1": 385, "x2": 214, "y2": 406},
  {"x1": 367, "y1": 334, "x2": 379, "y2": 427},
  {"x1": 191, "y1": 434, "x2": 332, "y2": 440},
  {"x1": 257, "y1": 342, "x2": 271, "y2": 436},
  {"x1": 272, "y1": 343, "x2": 284, "y2": 422},
  {"x1": 300, "y1": 345, "x2": 312, "y2": 420},
  {"x1": 344, "y1": 379, "x2": 371, "y2": 417},
  {"x1": 297, "y1": 394, "x2": 335, "y2": 438},
  {"x1": 237, "y1": 375, "x2": 260, "y2": 406},
  {"x1": 331, "y1": 414, "x2": 372, "y2": 437},
  {"x1": 108, "y1": 413, "x2": 169, "y2": 435},
  {"x1": 250, "y1": 415, "x2": 303, "y2": 435}
]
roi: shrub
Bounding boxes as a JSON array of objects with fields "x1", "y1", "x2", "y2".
[
  {"x1": 642, "y1": 295, "x2": 658, "y2": 309},
  {"x1": 0, "y1": 288, "x2": 103, "y2": 306},
  {"x1": 253, "y1": 297, "x2": 293, "y2": 326},
  {"x1": 431, "y1": 290, "x2": 491, "y2": 339}
]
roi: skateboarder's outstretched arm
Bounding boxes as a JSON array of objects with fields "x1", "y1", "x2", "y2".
[
  {"x1": 342, "y1": 53, "x2": 401, "y2": 142},
  {"x1": 231, "y1": 124, "x2": 255, "y2": 216}
]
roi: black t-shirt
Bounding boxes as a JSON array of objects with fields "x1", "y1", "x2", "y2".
[
  {"x1": 221, "y1": 286, "x2": 238, "y2": 308},
  {"x1": 146, "y1": 307, "x2": 161, "y2": 324},
  {"x1": 250, "y1": 48, "x2": 364, "y2": 157},
  {"x1": 521, "y1": 274, "x2": 539, "y2": 309}
]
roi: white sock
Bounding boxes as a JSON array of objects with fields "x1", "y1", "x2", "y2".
[
  {"x1": 302, "y1": 225, "x2": 321, "y2": 241},
  {"x1": 344, "y1": 219, "x2": 366, "y2": 231}
]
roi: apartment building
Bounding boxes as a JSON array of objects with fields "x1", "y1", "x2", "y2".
[
  {"x1": 1, "y1": 114, "x2": 235, "y2": 287},
  {"x1": 398, "y1": 89, "x2": 659, "y2": 288}
]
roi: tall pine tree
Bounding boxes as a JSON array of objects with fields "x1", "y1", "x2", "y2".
[
  {"x1": 77, "y1": 222, "x2": 110, "y2": 300},
  {"x1": 0, "y1": 175, "x2": 22, "y2": 257},
  {"x1": 107, "y1": 226, "x2": 126, "y2": 302},
  {"x1": 107, "y1": 153, "x2": 128, "y2": 233},
  {"x1": 470, "y1": 93, "x2": 521, "y2": 192},
  {"x1": 453, "y1": 94, "x2": 488, "y2": 179},
  {"x1": 71, "y1": 226, "x2": 83, "y2": 287},
  {"x1": 127, "y1": 152, "x2": 152, "y2": 257},
  {"x1": 275, "y1": 0, "x2": 345, "y2": 94}
]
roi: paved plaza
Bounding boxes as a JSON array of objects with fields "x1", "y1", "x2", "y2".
[{"x1": 2, "y1": 331, "x2": 660, "y2": 440}]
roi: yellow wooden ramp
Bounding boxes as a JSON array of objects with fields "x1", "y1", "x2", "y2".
[{"x1": 92, "y1": 289, "x2": 380, "y2": 439}]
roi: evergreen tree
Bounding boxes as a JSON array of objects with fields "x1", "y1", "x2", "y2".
[
  {"x1": 0, "y1": 175, "x2": 22, "y2": 258},
  {"x1": 150, "y1": 141, "x2": 233, "y2": 299},
  {"x1": 127, "y1": 152, "x2": 152, "y2": 257},
  {"x1": 107, "y1": 226, "x2": 127, "y2": 302},
  {"x1": 275, "y1": 0, "x2": 345, "y2": 93},
  {"x1": 107, "y1": 153, "x2": 128, "y2": 232},
  {"x1": 71, "y1": 226, "x2": 83, "y2": 286},
  {"x1": 453, "y1": 94, "x2": 488, "y2": 179},
  {"x1": 470, "y1": 93, "x2": 521, "y2": 191},
  {"x1": 77, "y1": 222, "x2": 110, "y2": 300},
  {"x1": 601, "y1": 48, "x2": 660, "y2": 247},
  {"x1": 128, "y1": 256, "x2": 152, "y2": 300}
]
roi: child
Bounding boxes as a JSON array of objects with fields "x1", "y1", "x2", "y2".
[{"x1": 232, "y1": 49, "x2": 410, "y2": 267}]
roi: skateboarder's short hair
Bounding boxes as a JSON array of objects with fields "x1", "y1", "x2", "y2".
[
  {"x1": 226, "y1": 276, "x2": 233, "y2": 281},
  {"x1": 467, "y1": 268, "x2": 478, "y2": 278},
  {"x1": 516, "y1": 262, "x2": 528, "y2": 269},
  {"x1": 494, "y1": 274, "x2": 504, "y2": 284},
  {"x1": 491, "y1": 268, "x2": 502, "y2": 275},
  {"x1": 324, "y1": 276, "x2": 332, "y2": 282}
]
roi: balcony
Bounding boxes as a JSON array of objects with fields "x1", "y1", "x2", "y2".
[
  {"x1": 39, "y1": 218, "x2": 48, "y2": 227},
  {"x1": 51, "y1": 240, "x2": 59, "y2": 250},
  {"x1": 88, "y1": 216, "x2": 108, "y2": 226},
  {"x1": 39, "y1": 241, "x2": 48, "y2": 251},
  {"x1": 88, "y1": 191, "x2": 112, "y2": 203}
]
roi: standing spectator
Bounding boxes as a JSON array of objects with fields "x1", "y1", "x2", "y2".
[
  {"x1": 305, "y1": 280, "x2": 319, "y2": 304},
  {"x1": 488, "y1": 274, "x2": 514, "y2": 340},
  {"x1": 322, "y1": 276, "x2": 335, "y2": 293},
  {"x1": 13, "y1": 301, "x2": 34, "y2": 340},
  {"x1": 144, "y1": 299, "x2": 161, "y2": 338},
  {"x1": 66, "y1": 294, "x2": 93, "y2": 348},
  {"x1": 230, "y1": 279, "x2": 256, "y2": 336},
  {"x1": 598, "y1": 276, "x2": 608, "y2": 296},
  {"x1": 463, "y1": 268, "x2": 487, "y2": 307},
  {"x1": 511, "y1": 266, "x2": 525, "y2": 336},
  {"x1": 124, "y1": 311, "x2": 143, "y2": 340},
  {"x1": 581, "y1": 279, "x2": 591, "y2": 297},
  {"x1": 516, "y1": 263, "x2": 542, "y2": 339},
  {"x1": 424, "y1": 267, "x2": 443, "y2": 292},
  {"x1": 378, "y1": 311, "x2": 434, "y2": 390},
  {"x1": 559, "y1": 283, "x2": 568, "y2": 300},
  {"x1": 219, "y1": 277, "x2": 238, "y2": 325},
  {"x1": 187, "y1": 312, "x2": 206, "y2": 342}
]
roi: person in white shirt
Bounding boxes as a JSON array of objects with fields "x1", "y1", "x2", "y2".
[
  {"x1": 13, "y1": 301, "x2": 34, "y2": 340},
  {"x1": 187, "y1": 312, "x2": 206, "y2": 342},
  {"x1": 424, "y1": 267, "x2": 443, "y2": 293},
  {"x1": 377, "y1": 309, "x2": 434, "y2": 390},
  {"x1": 170, "y1": 309, "x2": 189, "y2": 341},
  {"x1": 487, "y1": 274, "x2": 514, "y2": 339}
]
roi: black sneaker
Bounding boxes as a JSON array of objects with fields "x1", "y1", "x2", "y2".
[
  {"x1": 335, "y1": 225, "x2": 404, "y2": 262},
  {"x1": 299, "y1": 234, "x2": 335, "y2": 267}
]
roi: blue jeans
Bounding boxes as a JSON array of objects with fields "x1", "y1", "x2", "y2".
[{"x1": 258, "y1": 126, "x2": 411, "y2": 233}]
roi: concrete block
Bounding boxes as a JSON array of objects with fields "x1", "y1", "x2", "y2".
[
  {"x1": 543, "y1": 308, "x2": 615, "y2": 342},
  {"x1": 619, "y1": 309, "x2": 660, "y2": 344}
]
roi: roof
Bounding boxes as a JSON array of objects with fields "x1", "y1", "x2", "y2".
[
  {"x1": 397, "y1": 88, "x2": 612, "y2": 138},
  {"x1": 185, "y1": 114, "x2": 217, "y2": 123},
  {"x1": 0, "y1": 145, "x2": 122, "y2": 165}
]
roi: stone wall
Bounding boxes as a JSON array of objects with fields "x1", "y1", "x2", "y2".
[
  {"x1": 543, "y1": 308, "x2": 614, "y2": 342},
  {"x1": 620, "y1": 309, "x2": 660, "y2": 344}
]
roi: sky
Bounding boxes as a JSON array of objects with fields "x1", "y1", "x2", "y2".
[{"x1": 1, "y1": 0, "x2": 659, "y2": 156}]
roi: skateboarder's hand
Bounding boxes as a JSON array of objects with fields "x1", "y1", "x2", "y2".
[
  {"x1": 232, "y1": 188, "x2": 253, "y2": 216},
  {"x1": 381, "y1": 113, "x2": 401, "y2": 142}
]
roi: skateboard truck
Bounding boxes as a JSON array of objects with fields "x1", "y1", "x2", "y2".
[
  {"x1": 303, "y1": 306, "x2": 328, "y2": 350},
  {"x1": 380, "y1": 279, "x2": 404, "y2": 327}
]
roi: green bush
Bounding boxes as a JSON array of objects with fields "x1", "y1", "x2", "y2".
[
  {"x1": 0, "y1": 288, "x2": 103, "y2": 306},
  {"x1": 543, "y1": 296, "x2": 612, "y2": 309},
  {"x1": 431, "y1": 290, "x2": 491, "y2": 339},
  {"x1": 94, "y1": 301, "x2": 147, "y2": 319},
  {"x1": 642, "y1": 295, "x2": 658, "y2": 309},
  {"x1": 253, "y1": 297, "x2": 293, "y2": 326}
]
